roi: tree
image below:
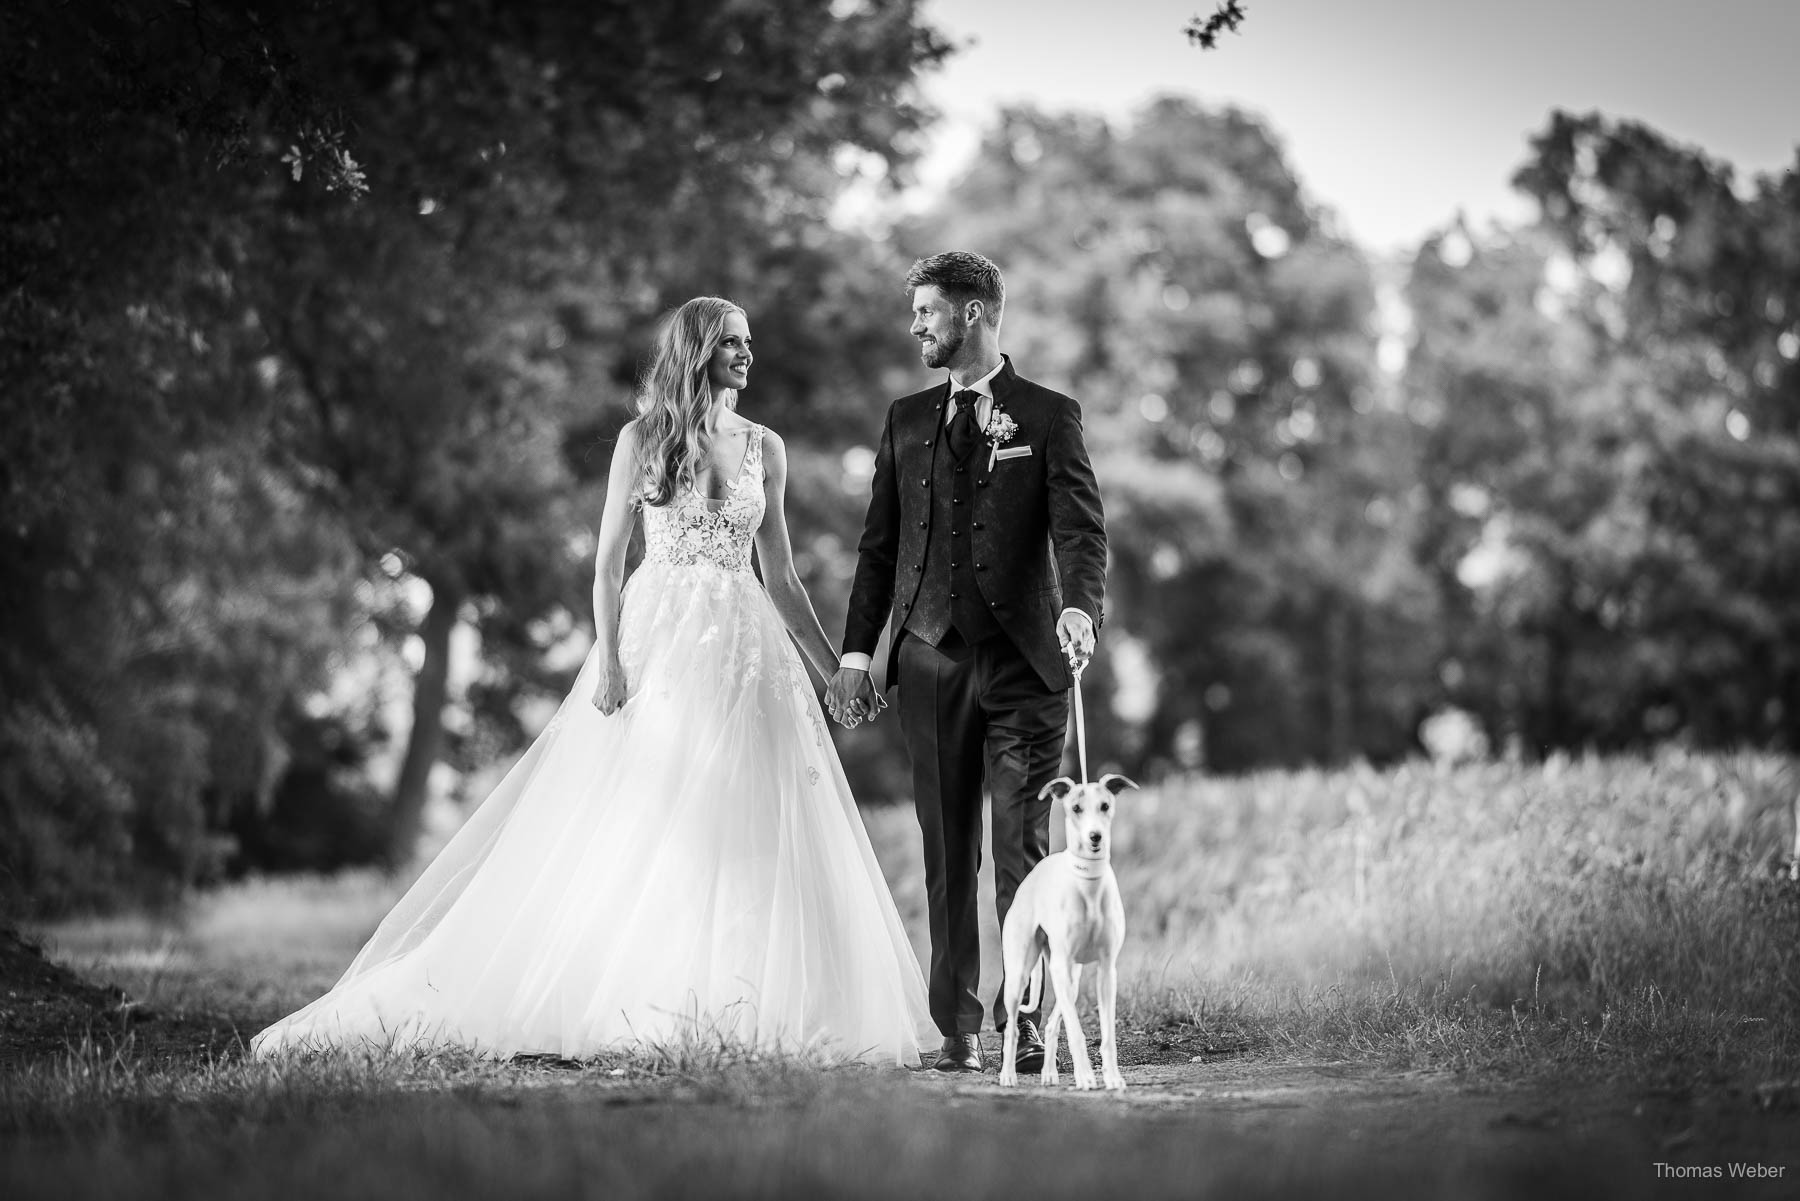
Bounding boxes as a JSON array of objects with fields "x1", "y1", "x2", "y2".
[
  {"x1": 1185, "y1": 2, "x2": 1248, "y2": 50},
  {"x1": 1404, "y1": 111, "x2": 1800, "y2": 753},
  {"x1": 0, "y1": 1, "x2": 377, "y2": 909},
  {"x1": 907, "y1": 98, "x2": 1437, "y2": 773},
  {"x1": 0, "y1": 0, "x2": 953, "y2": 906},
  {"x1": 248, "y1": 0, "x2": 950, "y2": 857}
]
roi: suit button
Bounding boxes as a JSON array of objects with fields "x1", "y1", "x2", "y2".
[
  {"x1": 955, "y1": 466, "x2": 966, "y2": 474},
  {"x1": 952, "y1": 498, "x2": 963, "y2": 506},
  {"x1": 977, "y1": 479, "x2": 989, "y2": 487},
  {"x1": 950, "y1": 561, "x2": 959, "y2": 569},
  {"x1": 950, "y1": 592, "x2": 959, "y2": 599},
  {"x1": 951, "y1": 529, "x2": 960, "y2": 537},
  {"x1": 920, "y1": 478, "x2": 928, "y2": 487},
  {"x1": 973, "y1": 521, "x2": 984, "y2": 530},
  {"x1": 913, "y1": 562, "x2": 922, "y2": 570},
  {"x1": 924, "y1": 439, "x2": 933, "y2": 447},
  {"x1": 976, "y1": 564, "x2": 986, "y2": 571},
  {"x1": 918, "y1": 521, "x2": 927, "y2": 529}
]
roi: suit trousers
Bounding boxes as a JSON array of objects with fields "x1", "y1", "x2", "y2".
[{"x1": 896, "y1": 627, "x2": 1069, "y2": 1036}]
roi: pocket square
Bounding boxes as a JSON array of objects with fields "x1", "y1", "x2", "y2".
[{"x1": 995, "y1": 445, "x2": 1033, "y2": 461}]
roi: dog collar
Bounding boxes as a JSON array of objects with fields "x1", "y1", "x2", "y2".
[{"x1": 1069, "y1": 856, "x2": 1109, "y2": 880}]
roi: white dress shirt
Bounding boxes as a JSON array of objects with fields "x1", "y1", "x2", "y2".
[{"x1": 943, "y1": 358, "x2": 1004, "y2": 432}]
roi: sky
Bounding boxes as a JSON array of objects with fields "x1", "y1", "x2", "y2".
[{"x1": 899, "y1": 0, "x2": 1800, "y2": 254}]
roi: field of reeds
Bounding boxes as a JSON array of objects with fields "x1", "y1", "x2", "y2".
[{"x1": 5, "y1": 749, "x2": 1797, "y2": 1199}]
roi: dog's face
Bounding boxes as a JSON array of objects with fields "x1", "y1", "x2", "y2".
[{"x1": 1039, "y1": 774, "x2": 1138, "y2": 862}]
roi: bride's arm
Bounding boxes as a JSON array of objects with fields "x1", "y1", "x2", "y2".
[
  {"x1": 752, "y1": 429, "x2": 840, "y2": 686},
  {"x1": 590, "y1": 421, "x2": 641, "y2": 713}
]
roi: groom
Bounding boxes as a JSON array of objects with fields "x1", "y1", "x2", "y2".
[{"x1": 827, "y1": 251, "x2": 1108, "y2": 1073}]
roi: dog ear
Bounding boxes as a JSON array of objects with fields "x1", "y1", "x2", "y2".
[
  {"x1": 1099, "y1": 773, "x2": 1139, "y2": 796},
  {"x1": 1037, "y1": 776, "x2": 1076, "y2": 803}
]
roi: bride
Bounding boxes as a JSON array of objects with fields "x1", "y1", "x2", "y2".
[{"x1": 252, "y1": 297, "x2": 932, "y2": 1065}]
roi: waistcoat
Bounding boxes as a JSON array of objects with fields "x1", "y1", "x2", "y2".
[{"x1": 902, "y1": 420, "x2": 1002, "y2": 647}]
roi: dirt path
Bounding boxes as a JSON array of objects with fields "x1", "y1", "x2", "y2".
[{"x1": 894, "y1": 1043, "x2": 1797, "y2": 1198}]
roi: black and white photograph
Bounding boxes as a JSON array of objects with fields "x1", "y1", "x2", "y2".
[{"x1": 3, "y1": 1, "x2": 1797, "y2": 1197}]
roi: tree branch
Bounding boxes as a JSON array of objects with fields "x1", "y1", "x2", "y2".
[{"x1": 1185, "y1": 1, "x2": 1247, "y2": 50}]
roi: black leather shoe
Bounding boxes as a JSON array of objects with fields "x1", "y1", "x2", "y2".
[
  {"x1": 1012, "y1": 1017, "x2": 1046, "y2": 1074},
  {"x1": 933, "y1": 1034, "x2": 983, "y2": 1073}
]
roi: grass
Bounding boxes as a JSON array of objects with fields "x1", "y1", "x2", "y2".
[
  {"x1": 8, "y1": 1049, "x2": 1604, "y2": 1201},
  {"x1": 1101, "y1": 748, "x2": 1800, "y2": 1079},
  {"x1": 1, "y1": 1029, "x2": 876, "y2": 1139},
  {"x1": 26, "y1": 748, "x2": 1800, "y2": 1081},
  {"x1": 8, "y1": 750, "x2": 1799, "y2": 1198}
]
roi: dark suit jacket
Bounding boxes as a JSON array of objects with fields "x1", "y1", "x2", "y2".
[{"x1": 843, "y1": 356, "x2": 1107, "y2": 692}]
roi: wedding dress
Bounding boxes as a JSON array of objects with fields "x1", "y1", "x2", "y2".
[{"x1": 252, "y1": 425, "x2": 932, "y2": 1065}]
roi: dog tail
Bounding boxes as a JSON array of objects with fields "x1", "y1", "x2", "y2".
[{"x1": 1021, "y1": 953, "x2": 1044, "y2": 1015}]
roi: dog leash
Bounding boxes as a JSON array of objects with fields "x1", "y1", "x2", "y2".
[{"x1": 1069, "y1": 648, "x2": 1090, "y2": 785}]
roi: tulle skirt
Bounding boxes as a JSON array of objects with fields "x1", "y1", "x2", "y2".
[{"x1": 251, "y1": 560, "x2": 932, "y2": 1066}]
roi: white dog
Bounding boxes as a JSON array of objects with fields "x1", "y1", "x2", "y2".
[{"x1": 998, "y1": 773, "x2": 1137, "y2": 1090}]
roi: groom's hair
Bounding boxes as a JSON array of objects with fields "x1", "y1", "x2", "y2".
[{"x1": 907, "y1": 252, "x2": 1004, "y2": 328}]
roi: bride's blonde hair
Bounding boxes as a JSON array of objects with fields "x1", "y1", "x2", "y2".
[{"x1": 633, "y1": 296, "x2": 744, "y2": 507}]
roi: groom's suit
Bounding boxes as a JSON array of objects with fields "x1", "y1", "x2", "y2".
[{"x1": 844, "y1": 355, "x2": 1107, "y2": 1036}]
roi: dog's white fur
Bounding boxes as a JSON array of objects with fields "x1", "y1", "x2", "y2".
[{"x1": 998, "y1": 773, "x2": 1137, "y2": 1090}]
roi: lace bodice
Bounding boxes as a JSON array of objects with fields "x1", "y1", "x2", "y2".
[{"x1": 640, "y1": 424, "x2": 766, "y2": 574}]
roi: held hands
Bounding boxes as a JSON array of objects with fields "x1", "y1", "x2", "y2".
[
  {"x1": 591, "y1": 655, "x2": 628, "y2": 716},
  {"x1": 825, "y1": 666, "x2": 886, "y2": 729},
  {"x1": 1057, "y1": 609, "x2": 1097, "y2": 670},
  {"x1": 824, "y1": 617, "x2": 1091, "y2": 727}
]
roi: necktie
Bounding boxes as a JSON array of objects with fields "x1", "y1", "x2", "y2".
[{"x1": 947, "y1": 389, "x2": 981, "y2": 462}]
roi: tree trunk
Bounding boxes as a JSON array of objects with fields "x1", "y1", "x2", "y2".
[
  {"x1": 1324, "y1": 601, "x2": 1356, "y2": 765},
  {"x1": 1540, "y1": 618, "x2": 1571, "y2": 757},
  {"x1": 384, "y1": 576, "x2": 461, "y2": 865}
]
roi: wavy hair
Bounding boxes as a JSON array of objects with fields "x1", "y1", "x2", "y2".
[{"x1": 633, "y1": 296, "x2": 744, "y2": 507}]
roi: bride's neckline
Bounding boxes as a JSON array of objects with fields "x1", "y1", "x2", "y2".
[{"x1": 694, "y1": 422, "x2": 759, "y2": 510}]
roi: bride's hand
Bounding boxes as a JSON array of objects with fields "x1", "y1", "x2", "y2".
[{"x1": 591, "y1": 657, "x2": 628, "y2": 715}]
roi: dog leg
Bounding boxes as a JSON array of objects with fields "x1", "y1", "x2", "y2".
[
  {"x1": 1038, "y1": 961, "x2": 1062, "y2": 1086},
  {"x1": 1051, "y1": 959, "x2": 1094, "y2": 1090},
  {"x1": 1098, "y1": 954, "x2": 1125, "y2": 1091},
  {"x1": 998, "y1": 938, "x2": 1039, "y2": 1087},
  {"x1": 998, "y1": 985, "x2": 1021, "y2": 1087}
]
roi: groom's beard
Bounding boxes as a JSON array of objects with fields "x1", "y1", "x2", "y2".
[{"x1": 919, "y1": 317, "x2": 967, "y2": 369}]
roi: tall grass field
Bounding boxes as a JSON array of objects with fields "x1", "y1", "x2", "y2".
[
  {"x1": 1104, "y1": 749, "x2": 1797, "y2": 1075},
  {"x1": 6, "y1": 750, "x2": 1797, "y2": 1199}
]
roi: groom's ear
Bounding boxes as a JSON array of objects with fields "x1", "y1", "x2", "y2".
[
  {"x1": 1037, "y1": 777, "x2": 1076, "y2": 803},
  {"x1": 1099, "y1": 773, "x2": 1139, "y2": 796}
]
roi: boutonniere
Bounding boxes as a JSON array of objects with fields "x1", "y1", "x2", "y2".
[{"x1": 984, "y1": 409, "x2": 1020, "y2": 470}]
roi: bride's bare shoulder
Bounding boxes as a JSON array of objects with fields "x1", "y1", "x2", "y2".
[{"x1": 609, "y1": 421, "x2": 648, "y2": 493}]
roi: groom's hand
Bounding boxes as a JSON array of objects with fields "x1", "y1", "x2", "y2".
[
  {"x1": 826, "y1": 666, "x2": 884, "y2": 728},
  {"x1": 1057, "y1": 609, "x2": 1096, "y2": 666}
]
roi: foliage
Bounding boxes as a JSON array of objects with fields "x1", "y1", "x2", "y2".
[
  {"x1": 1407, "y1": 112, "x2": 1800, "y2": 753},
  {"x1": 1184, "y1": 1, "x2": 1248, "y2": 50},
  {"x1": 905, "y1": 98, "x2": 1439, "y2": 773},
  {"x1": 1, "y1": 2, "x2": 375, "y2": 911},
  {"x1": 0, "y1": 0, "x2": 950, "y2": 910},
  {"x1": 4, "y1": 0, "x2": 1796, "y2": 913}
]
